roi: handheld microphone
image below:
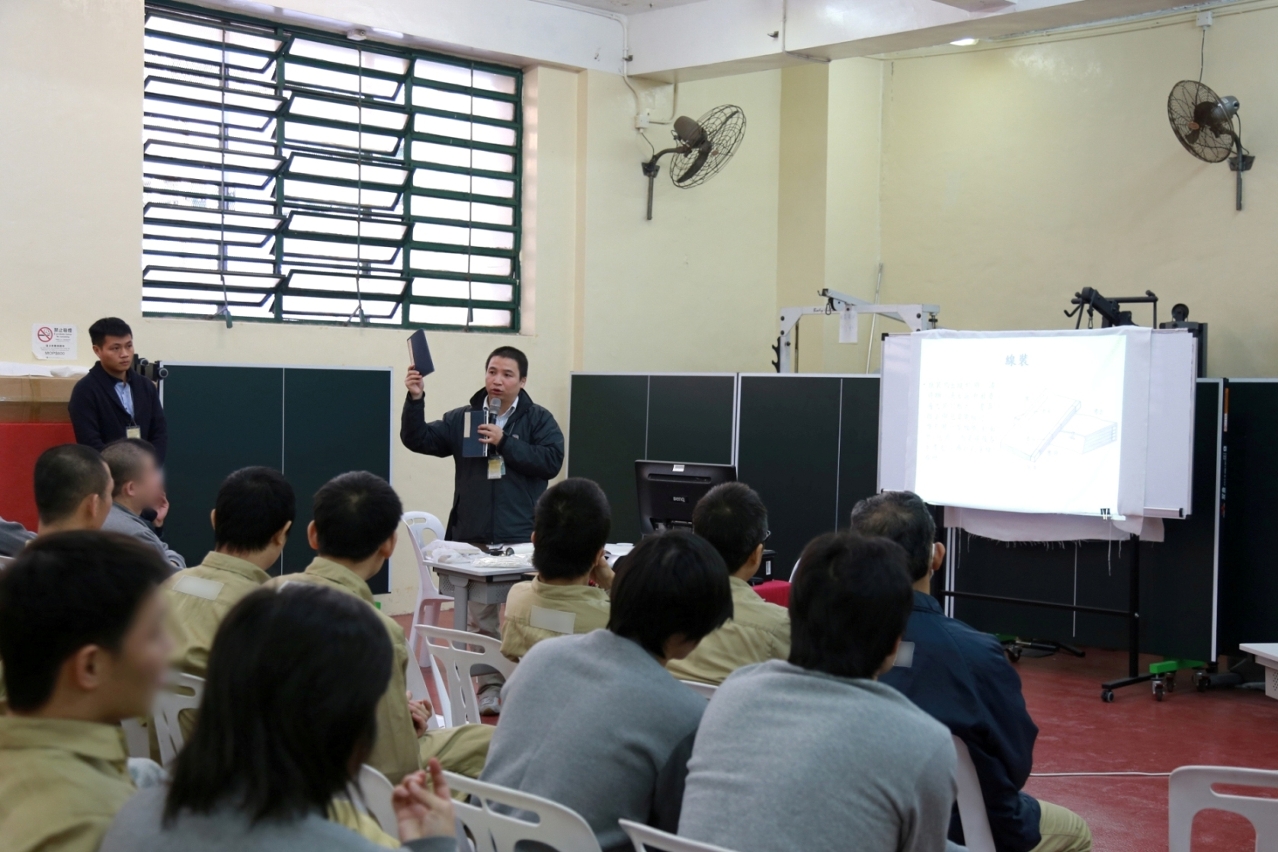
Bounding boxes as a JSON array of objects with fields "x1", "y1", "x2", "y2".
[{"x1": 487, "y1": 395, "x2": 501, "y2": 425}]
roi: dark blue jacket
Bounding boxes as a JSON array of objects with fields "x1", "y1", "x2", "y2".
[
  {"x1": 67, "y1": 364, "x2": 168, "y2": 463},
  {"x1": 400, "y1": 387, "x2": 564, "y2": 544},
  {"x1": 880, "y1": 591, "x2": 1042, "y2": 852}
]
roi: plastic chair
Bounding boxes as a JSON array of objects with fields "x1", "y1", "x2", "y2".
[
  {"x1": 951, "y1": 735, "x2": 996, "y2": 852},
  {"x1": 120, "y1": 719, "x2": 151, "y2": 759},
  {"x1": 153, "y1": 671, "x2": 205, "y2": 766},
  {"x1": 402, "y1": 512, "x2": 450, "y2": 660},
  {"x1": 618, "y1": 819, "x2": 740, "y2": 852},
  {"x1": 354, "y1": 764, "x2": 399, "y2": 840},
  {"x1": 415, "y1": 624, "x2": 517, "y2": 727},
  {"x1": 445, "y1": 771, "x2": 603, "y2": 852},
  {"x1": 1169, "y1": 765, "x2": 1278, "y2": 851},
  {"x1": 680, "y1": 680, "x2": 718, "y2": 700}
]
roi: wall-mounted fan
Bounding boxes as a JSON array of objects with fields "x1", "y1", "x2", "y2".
[
  {"x1": 1167, "y1": 80, "x2": 1255, "y2": 210},
  {"x1": 640, "y1": 105, "x2": 746, "y2": 220}
]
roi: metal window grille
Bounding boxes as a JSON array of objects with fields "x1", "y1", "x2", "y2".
[{"x1": 142, "y1": 2, "x2": 522, "y2": 330}]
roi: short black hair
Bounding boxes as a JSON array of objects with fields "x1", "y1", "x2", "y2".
[
  {"x1": 34, "y1": 444, "x2": 111, "y2": 525},
  {"x1": 487, "y1": 346, "x2": 528, "y2": 379},
  {"x1": 0, "y1": 531, "x2": 171, "y2": 712},
  {"x1": 102, "y1": 438, "x2": 157, "y2": 497},
  {"x1": 848, "y1": 491, "x2": 936, "y2": 583},
  {"x1": 692, "y1": 482, "x2": 768, "y2": 573},
  {"x1": 312, "y1": 471, "x2": 402, "y2": 561},
  {"x1": 89, "y1": 317, "x2": 133, "y2": 346},
  {"x1": 532, "y1": 478, "x2": 611, "y2": 581},
  {"x1": 789, "y1": 532, "x2": 913, "y2": 680},
  {"x1": 165, "y1": 584, "x2": 391, "y2": 825},
  {"x1": 607, "y1": 530, "x2": 733, "y2": 658},
  {"x1": 214, "y1": 467, "x2": 296, "y2": 553}
]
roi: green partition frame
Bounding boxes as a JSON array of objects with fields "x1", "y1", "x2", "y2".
[{"x1": 161, "y1": 364, "x2": 392, "y2": 593}]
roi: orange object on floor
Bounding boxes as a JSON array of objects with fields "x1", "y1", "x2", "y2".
[{"x1": 0, "y1": 423, "x2": 77, "y2": 530}]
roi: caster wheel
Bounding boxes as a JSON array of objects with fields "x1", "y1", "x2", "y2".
[
  {"x1": 1196, "y1": 673, "x2": 1211, "y2": 693},
  {"x1": 1008, "y1": 646, "x2": 1022, "y2": 663},
  {"x1": 1101, "y1": 689, "x2": 1115, "y2": 703},
  {"x1": 1166, "y1": 674, "x2": 1176, "y2": 693},
  {"x1": 1153, "y1": 682, "x2": 1165, "y2": 702}
]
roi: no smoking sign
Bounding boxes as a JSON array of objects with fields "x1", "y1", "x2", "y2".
[{"x1": 31, "y1": 323, "x2": 77, "y2": 360}]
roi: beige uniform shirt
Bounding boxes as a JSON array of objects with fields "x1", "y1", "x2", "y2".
[
  {"x1": 500, "y1": 578, "x2": 611, "y2": 662},
  {"x1": 0, "y1": 716, "x2": 135, "y2": 852},
  {"x1": 167, "y1": 551, "x2": 271, "y2": 679},
  {"x1": 265, "y1": 557, "x2": 423, "y2": 784},
  {"x1": 666, "y1": 576, "x2": 791, "y2": 685}
]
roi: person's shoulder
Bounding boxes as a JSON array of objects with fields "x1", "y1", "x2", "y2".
[
  {"x1": 732, "y1": 591, "x2": 790, "y2": 634},
  {"x1": 101, "y1": 784, "x2": 167, "y2": 847}
]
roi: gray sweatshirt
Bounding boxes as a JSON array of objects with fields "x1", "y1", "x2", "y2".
[
  {"x1": 679, "y1": 660, "x2": 961, "y2": 852},
  {"x1": 101, "y1": 785, "x2": 455, "y2": 852},
  {"x1": 0, "y1": 517, "x2": 35, "y2": 558},
  {"x1": 102, "y1": 503, "x2": 186, "y2": 569},
  {"x1": 481, "y1": 629, "x2": 707, "y2": 852}
]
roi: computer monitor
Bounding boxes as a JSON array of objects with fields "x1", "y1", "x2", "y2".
[{"x1": 635, "y1": 461, "x2": 736, "y2": 535}]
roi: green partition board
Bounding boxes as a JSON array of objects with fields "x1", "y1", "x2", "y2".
[
  {"x1": 567, "y1": 375, "x2": 649, "y2": 544},
  {"x1": 836, "y1": 377, "x2": 882, "y2": 526},
  {"x1": 282, "y1": 368, "x2": 392, "y2": 592},
  {"x1": 1221, "y1": 380, "x2": 1278, "y2": 654},
  {"x1": 646, "y1": 375, "x2": 735, "y2": 465},
  {"x1": 737, "y1": 376, "x2": 843, "y2": 576},
  {"x1": 161, "y1": 365, "x2": 284, "y2": 570}
]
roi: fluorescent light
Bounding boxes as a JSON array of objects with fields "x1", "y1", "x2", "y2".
[{"x1": 950, "y1": 37, "x2": 979, "y2": 46}]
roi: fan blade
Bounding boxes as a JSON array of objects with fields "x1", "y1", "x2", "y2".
[
  {"x1": 676, "y1": 145, "x2": 713, "y2": 185},
  {"x1": 1184, "y1": 128, "x2": 1200, "y2": 146}
]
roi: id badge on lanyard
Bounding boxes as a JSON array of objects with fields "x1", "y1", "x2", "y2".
[
  {"x1": 488, "y1": 457, "x2": 505, "y2": 480},
  {"x1": 126, "y1": 425, "x2": 141, "y2": 440}
]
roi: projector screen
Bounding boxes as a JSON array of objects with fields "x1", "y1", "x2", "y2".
[{"x1": 879, "y1": 327, "x2": 1196, "y2": 521}]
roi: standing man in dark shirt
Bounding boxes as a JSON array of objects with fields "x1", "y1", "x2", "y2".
[
  {"x1": 850, "y1": 491, "x2": 1092, "y2": 852},
  {"x1": 400, "y1": 345, "x2": 564, "y2": 714},
  {"x1": 68, "y1": 318, "x2": 168, "y2": 464}
]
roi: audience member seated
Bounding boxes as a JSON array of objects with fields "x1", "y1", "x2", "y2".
[
  {"x1": 101, "y1": 439, "x2": 185, "y2": 569},
  {"x1": 266, "y1": 471, "x2": 493, "y2": 784},
  {"x1": 0, "y1": 516, "x2": 35, "y2": 556},
  {"x1": 482, "y1": 530, "x2": 733, "y2": 851},
  {"x1": 500, "y1": 478, "x2": 614, "y2": 662},
  {"x1": 35, "y1": 444, "x2": 115, "y2": 535},
  {"x1": 101, "y1": 584, "x2": 458, "y2": 852},
  {"x1": 850, "y1": 491, "x2": 1093, "y2": 852},
  {"x1": 679, "y1": 532, "x2": 958, "y2": 852},
  {"x1": 165, "y1": 466, "x2": 295, "y2": 734},
  {"x1": 0, "y1": 532, "x2": 172, "y2": 852},
  {"x1": 666, "y1": 482, "x2": 788, "y2": 684}
]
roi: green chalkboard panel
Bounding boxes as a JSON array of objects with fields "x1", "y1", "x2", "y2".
[
  {"x1": 647, "y1": 375, "x2": 735, "y2": 466},
  {"x1": 738, "y1": 375, "x2": 843, "y2": 576},
  {"x1": 836, "y1": 376, "x2": 881, "y2": 526},
  {"x1": 283, "y1": 368, "x2": 393, "y2": 592},
  {"x1": 568, "y1": 375, "x2": 649, "y2": 545},
  {"x1": 161, "y1": 365, "x2": 284, "y2": 570}
]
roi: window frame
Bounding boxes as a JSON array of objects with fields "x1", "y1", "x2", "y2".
[{"x1": 142, "y1": 0, "x2": 523, "y2": 333}]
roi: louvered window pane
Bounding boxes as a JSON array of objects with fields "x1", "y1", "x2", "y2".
[{"x1": 142, "y1": 3, "x2": 521, "y2": 330}]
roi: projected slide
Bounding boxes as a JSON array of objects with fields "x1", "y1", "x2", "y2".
[{"x1": 913, "y1": 334, "x2": 1127, "y2": 515}]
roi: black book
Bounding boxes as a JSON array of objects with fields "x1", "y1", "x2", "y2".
[{"x1": 407, "y1": 329, "x2": 434, "y2": 376}]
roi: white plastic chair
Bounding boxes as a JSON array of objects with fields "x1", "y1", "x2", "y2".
[
  {"x1": 619, "y1": 819, "x2": 740, "y2": 852},
  {"x1": 402, "y1": 512, "x2": 450, "y2": 661},
  {"x1": 951, "y1": 735, "x2": 996, "y2": 852},
  {"x1": 120, "y1": 719, "x2": 151, "y2": 759},
  {"x1": 1169, "y1": 765, "x2": 1278, "y2": 851},
  {"x1": 153, "y1": 671, "x2": 205, "y2": 766},
  {"x1": 354, "y1": 764, "x2": 399, "y2": 840},
  {"x1": 445, "y1": 771, "x2": 603, "y2": 852},
  {"x1": 680, "y1": 680, "x2": 718, "y2": 700},
  {"x1": 415, "y1": 624, "x2": 517, "y2": 727}
]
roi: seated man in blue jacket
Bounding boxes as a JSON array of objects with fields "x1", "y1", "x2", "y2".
[
  {"x1": 850, "y1": 491, "x2": 1092, "y2": 852},
  {"x1": 400, "y1": 345, "x2": 564, "y2": 714}
]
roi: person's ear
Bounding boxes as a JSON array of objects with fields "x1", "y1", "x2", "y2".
[
  {"x1": 307, "y1": 520, "x2": 320, "y2": 551},
  {"x1": 77, "y1": 492, "x2": 99, "y2": 523},
  {"x1": 378, "y1": 531, "x2": 398, "y2": 560},
  {"x1": 272, "y1": 520, "x2": 292, "y2": 548},
  {"x1": 68, "y1": 644, "x2": 107, "y2": 692},
  {"x1": 209, "y1": 508, "x2": 217, "y2": 531},
  {"x1": 931, "y1": 541, "x2": 946, "y2": 573},
  {"x1": 750, "y1": 543, "x2": 765, "y2": 567},
  {"x1": 594, "y1": 545, "x2": 607, "y2": 567},
  {"x1": 530, "y1": 531, "x2": 537, "y2": 546}
]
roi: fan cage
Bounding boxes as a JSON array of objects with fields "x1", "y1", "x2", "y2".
[
  {"x1": 670, "y1": 105, "x2": 747, "y2": 188},
  {"x1": 1167, "y1": 79, "x2": 1237, "y2": 165}
]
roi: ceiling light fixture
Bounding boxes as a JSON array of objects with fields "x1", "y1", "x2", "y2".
[{"x1": 950, "y1": 37, "x2": 979, "y2": 46}]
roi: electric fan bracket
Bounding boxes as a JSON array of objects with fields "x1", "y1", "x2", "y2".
[{"x1": 1230, "y1": 153, "x2": 1256, "y2": 172}]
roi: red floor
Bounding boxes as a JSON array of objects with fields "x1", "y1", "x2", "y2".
[{"x1": 397, "y1": 610, "x2": 1278, "y2": 849}]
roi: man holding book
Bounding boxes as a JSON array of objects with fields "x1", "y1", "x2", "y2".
[{"x1": 400, "y1": 343, "x2": 565, "y2": 714}]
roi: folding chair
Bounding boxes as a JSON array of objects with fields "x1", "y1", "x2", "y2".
[
  {"x1": 618, "y1": 820, "x2": 740, "y2": 852},
  {"x1": 415, "y1": 624, "x2": 517, "y2": 727},
  {"x1": 354, "y1": 763, "x2": 399, "y2": 840},
  {"x1": 952, "y1": 735, "x2": 996, "y2": 852},
  {"x1": 445, "y1": 771, "x2": 602, "y2": 852}
]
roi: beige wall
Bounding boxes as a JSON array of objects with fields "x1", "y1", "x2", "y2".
[
  {"x1": 0, "y1": 0, "x2": 784, "y2": 611},
  {"x1": 878, "y1": 5, "x2": 1278, "y2": 377}
]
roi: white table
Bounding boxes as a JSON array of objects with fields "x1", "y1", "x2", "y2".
[
  {"x1": 1240, "y1": 643, "x2": 1278, "y2": 700},
  {"x1": 426, "y1": 557, "x2": 532, "y2": 623}
]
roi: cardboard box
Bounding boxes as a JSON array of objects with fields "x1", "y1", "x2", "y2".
[{"x1": 0, "y1": 377, "x2": 76, "y2": 423}]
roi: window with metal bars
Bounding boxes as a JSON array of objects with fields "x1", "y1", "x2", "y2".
[{"x1": 142, "y1": 2, "x2": 522, "y2": 330}]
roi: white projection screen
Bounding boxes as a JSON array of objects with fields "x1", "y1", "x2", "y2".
[{"x1": 879, "y1": 328, "x2": 1196, "y2": 520}]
